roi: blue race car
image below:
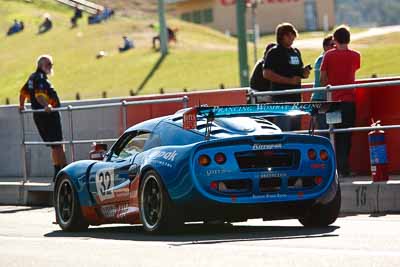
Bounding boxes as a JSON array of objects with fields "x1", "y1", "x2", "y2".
[{"x1": 54, "y1": 102, "x2": 341, "y2": 233}]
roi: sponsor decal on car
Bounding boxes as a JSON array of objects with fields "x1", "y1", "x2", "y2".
[
  {"x1": 101, "y1": 203, "x2": 131, "y2": 219},
  {"x1": 153, "y1": 159, "x2": 173, "y2": 168},
  {"x1": 151, "y1": 150, "x2": 178, "y2": 161},
  {"x1": 96, "y1": 168, "x2": 115, "y2": 202},
  {"x1": 311, "y1": 163, "x2": 326, "y2": 169},
  {"x1": 149, "y1": 150, "x2": 178, "y2": 168},
  {"x1": 259, "y1": 172, "x2": 287, "y2": 178},
  {"x1": 252, "y1": 193, "x2": 288, "y2": 199},
  {"x1": 252, "y1": 144, "x2": 282, "y2": 150},
  {"x1": 205, "y1": 169, "x2": 233, "y2": 176}
]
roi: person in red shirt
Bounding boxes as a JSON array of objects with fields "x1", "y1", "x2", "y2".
[{"x1": 320, "y1": 25, "x2": 361, "y2": 177}]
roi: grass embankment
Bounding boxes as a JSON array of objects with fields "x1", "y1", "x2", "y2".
[{"x1": 0, "y1": 0, "x2": 399, "y2": 104}]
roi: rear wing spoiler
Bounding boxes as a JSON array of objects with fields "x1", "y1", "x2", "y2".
[{"x1": 183, "y1": 102, "x2": 340, "y2": 130}]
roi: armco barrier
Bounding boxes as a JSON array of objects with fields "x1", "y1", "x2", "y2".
[
  {"x1": 17, "y1": 97, "x2": 188, "y2": 181},
  {"x1": 256, "y1": 77, "x2": 400, "y2": 175},
  {"x1": 121, "y1": 89, "x2": 248, "y2": 133}
]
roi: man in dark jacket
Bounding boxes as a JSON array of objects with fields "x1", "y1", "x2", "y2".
[
  {"x1": 249, "y1": 43, "x2": 275, "y2": 103},
  {"x1": 263, "y1": 23, "x2": 311, "y2": 131}
]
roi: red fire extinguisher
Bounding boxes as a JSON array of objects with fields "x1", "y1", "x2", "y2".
[{"x1": 368, "y1": 119, "x2": 389, "y2": 182}]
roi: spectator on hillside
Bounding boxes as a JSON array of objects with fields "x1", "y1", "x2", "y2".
[
  {"x1": 88, "y1": 7, "x2": 114, "y2": 25},
  {"x1": 311, "y1": 34, "x2": 335, "y2": 134},
  {"x1": 88, "y1": 9, "x2": 102, "y2": 24},
  {"x1": 262, "y1": 22, "x2": 311, "y2": 131},
  {"x1": 249, "y1": 42, "x2": 275, "y2": 103},
  {"x1": 151, "y1": 24, "x2": 178, "y2": 50},
  {"x1": 7, "y1": 19, "x2": 24, "y2": 36},
  {"x1": 19, "y1": 55, "x2": 67, "y2": 180},
  {"x1": 38, "y1": 14, "x2": 52, "y2": 34},
  {"x1": 101, "y1": 6, "x2": 114, "y2": 21},
  {"x1": 70, "y1": 6, "x2": 83, "y2": 28},
  {"x1": 320, "y1": 25, "x2": 361, "y2": 177},
  {"x1": 119, "y1": 36, "x2": 134, "y2": 52}
]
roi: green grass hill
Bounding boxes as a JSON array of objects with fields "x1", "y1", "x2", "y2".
[{"x1": 1, "y1": 0, "x2": 399, "y2": 104}]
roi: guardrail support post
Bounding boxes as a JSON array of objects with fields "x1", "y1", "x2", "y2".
[
  {"x1": 122, "y1": 100, "x2": 127, "y2": 131},
  {"x1": 20, "y1": 111, "x2": 28, "y2": 183},
  {"x1": 183, "y1": 96, "x2": 189, "y2": 108},
  {"x1": 67, "y1": 105, "x2": 75, "y2": 162},
  {"x1": 19, "y1": 109, "x2": 29, "y2": 204},
  {"x1": 249, "y1": 90, "x2": 256, "y2": 104},
  {"x1": 326, "y1": 85, "x2": 336, "y2": 150}
]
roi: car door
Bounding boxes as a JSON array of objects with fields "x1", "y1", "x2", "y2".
[{"x1": 89, "y1": 131, "x2": 149, "y2": 206}]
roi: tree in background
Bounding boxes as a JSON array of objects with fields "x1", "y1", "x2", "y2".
[{"x1": 336, "y1": 0, "x2": 400, "y2": 27}]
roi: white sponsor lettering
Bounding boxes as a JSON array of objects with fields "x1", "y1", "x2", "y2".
[
  {"x1": 152, "y1": 150, "x2": 178, "y2": 161},
  {"x1": 205, "y1": 169, "x2": 232, "y2": 176},
  {"x1": 101, "y1": 203, "x2": 130, "y2": 219},
  {"x1": 252, "y1": 193, "x2": 287, "y2": 199},
  {"x1": 260, "y1": 172, "x2": 287, "y2": 178},
  {"x1": 252, "y1": 144, "x2": 282, "y2": 150}
]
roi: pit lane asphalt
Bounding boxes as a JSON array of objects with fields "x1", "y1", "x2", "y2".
[{"x1": 0, "y1": 206, "x2": 399, "y2": 267}]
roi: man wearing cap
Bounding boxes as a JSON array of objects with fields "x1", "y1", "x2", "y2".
[{"x1": 19, "y1": 55, "x2": 67, "y2": 180}]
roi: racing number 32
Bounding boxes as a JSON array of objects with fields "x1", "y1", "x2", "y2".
[
  {"x1": 99, "y1": 172, "x2": 112, "y2": 196},
  {"x1": 96, "y1": 168, "x2": 115, "y2": 201}
]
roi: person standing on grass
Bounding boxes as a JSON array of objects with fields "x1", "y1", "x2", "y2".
[
  {"x1": 19, "y1": 55, "x2": 67, "y2": 180},
  {"x1": 320, "y1": 25, "x2": 361, "y2": 177}
]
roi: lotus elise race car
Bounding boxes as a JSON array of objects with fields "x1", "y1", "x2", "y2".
[{"x1": 54, "y1": 102, "x2": 341, "y2": 233}]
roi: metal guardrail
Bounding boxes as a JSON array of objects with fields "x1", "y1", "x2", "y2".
[
  {"x1": 249, "y1": 80, "x2": 400, "y2": 100},
  {"x1": 20, "y1": 96, "x2": 189, "y2": 181},
  {"x1": 249, "y1": 80, "x2": 400, "y2": 148},
  {"x1": 18, "y1": 80, "x2": 400, "y2": 181},
  {"x1": 56, "y1": 0, "x2": 103, "y2": 14}
]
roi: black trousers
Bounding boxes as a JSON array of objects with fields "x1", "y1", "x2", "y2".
[{"x1": 335, "y1": 102, "x2": 356, "y2": 176}]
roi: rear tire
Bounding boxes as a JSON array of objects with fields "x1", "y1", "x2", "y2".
[
  {"x1": 139, "y1": 170, "x2": 181, "y2": 233},
  {"x1": 54, "y1": 175, "x2": 89, "y2": 231},
  {"x1": 299, "y1": 185, "x2": 341, "y2": 227}
]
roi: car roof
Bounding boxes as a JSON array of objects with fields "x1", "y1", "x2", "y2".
[
  {"x1": 125, "y1": 116, "x2": 170, "y2": 133},
  {"x1": 124, "y1": 112, "x2": 281, "y2": 138}
]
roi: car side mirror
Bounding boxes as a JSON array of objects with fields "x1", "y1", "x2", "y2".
[
  {"x1": 128, "y1": 163, "x2": 140, "y2": 181},
  {"x1": 89, "y1": 143, "x2": 108, "y2": 160}
]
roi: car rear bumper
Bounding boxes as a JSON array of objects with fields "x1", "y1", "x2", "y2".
[{"x1": 174, "y1": 177, "x2": 339, "y2": 222}]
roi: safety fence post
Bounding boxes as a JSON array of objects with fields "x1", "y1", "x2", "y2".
[
  {"x1": 67, "y1": 105, "x2": 75, "y2": 162},
  {"x1": 249, "y1": 90, "x2": 256, "y2": 104},
  {"x1": 19, "y1": 110, "x2": 29, "y2": 204},
  {"x1": 20, "y1": 111, "x2": 28, "y2": 183},
  {"x1": 326, "y1": 85, "x2": 336, "y2": 150},
  {"x1": 122, "y1": 100, "x2": 127, "y2": 131},
  {"x1": 183, "y1": 96, "x2": 189, "y2": 108}
]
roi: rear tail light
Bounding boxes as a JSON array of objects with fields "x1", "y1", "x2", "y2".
[
  {"x1": 307, "y1": 149, "x2": 317, "y2": 160},
  {"x1": 314, "y1": 176, "x2": 323, "y2": 185},
  {"x1": 199, "y1": 155, "x2": 211, "y2": 166},
  {"x1": 198, "y1": 155, "x2": 211, "y2": 166},
  {"x1": 320, "y1": 150, "x2": 329, "y2": 161},
  {"x1": 210, "y1": 181, "x2": 218, "y2": 190},
  {"x1": 214, "y1": 153, "x2": 226, "y2": 164}
]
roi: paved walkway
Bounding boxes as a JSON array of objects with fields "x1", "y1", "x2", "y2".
[{"x1": 294, "y1": 25, "x2": 400, "y2": 49}]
